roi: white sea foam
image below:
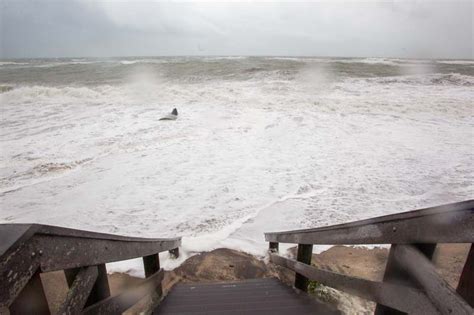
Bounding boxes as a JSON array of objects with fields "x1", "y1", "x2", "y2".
[
  {"x1": 437, "y1": 60, "x2": 474, "y2": 65},
  {"x1": 120, "y1": 59, "x2": 170, "y2": 65},
  {"x1": 1, "y1": 58, "x2": 472, "y2": 277},
  {"x1": 120, "y1": 60, "x2": 141, "y2": 65},
  {"x1": 0, "y1": 61, "x2": 29, "y2": 66},
  {"x1": 354, "y1": 58, "x2": 401, "y2": 66},
  {"x1": 366, "y1": 73, "x2": 474, "y2": 86},
  {"x1": 33, "y1": 61, "x2": 99, "y2": 68},
  {"x1": 202, "y1": 56, "x2": 247, "y2": 61}
]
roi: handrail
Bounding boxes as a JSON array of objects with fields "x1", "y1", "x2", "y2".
[
  {"x1": 264, "y1": 200, "x2": 474, "y2": 314},
  {"x1": 0, "y1": 223, "x2": 181, "y2": 314},
  {"x1": 265, "y1": 199, "x2": 474, "y2": 244}
]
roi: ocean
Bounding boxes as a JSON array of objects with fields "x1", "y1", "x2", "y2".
[{"x1": 0, "y1": 56, "x2": 473, "y2": 274}]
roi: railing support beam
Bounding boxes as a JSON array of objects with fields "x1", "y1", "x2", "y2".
[
  {"x1": 375, "y1": 243, "x2": 436, "y2": 314},
  {"x1": 59, "y1": 266, "x2": 98, "y2": 314},
  {"x1": 294, "y1": 244, "x2": 313, "y2": 292},
  {"x1": 88, "y1": 264, "x2": 111, "y2": 306},
  {"x1": 392, "y1": 245, "x2": 473, "y2": 315},
  {"x1": 66, "y1": 264, "x2": 110, "y2": 307}
]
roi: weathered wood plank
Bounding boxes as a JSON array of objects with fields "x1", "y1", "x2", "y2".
[
  {"x1": 155, "y1": 278, "x2": 336, "y2": 315},
  {"x1": 82, "y1": 269, "x2": 164, "y2": 315},
  {"x1": 265, "y1": 200, "x2": 474, "y2": 244},
  {"x1": 294, "y1": 244, "x2": 313, "y2": 292},
  {"x1": 9, "y1": 270, "x2": 50, "y2": 315},
  {"x1": 270, "y1": 254, "x2": 439, "y2": 314},
  {"x1": 58, "y1": 266, "x2": 98, "y2": 314},
  {"x1": 88, "y1": 264, "x2": 111, "y2": 306},
  {"x1": 392, "y1": 245, "x2": 473, "y2": 315},
  {"x1": 36, "y1": 224, "x2": 180, "y2": 243},
  {"x1": 0, "y1": 223, "x2": 181, "y2": 273},
  {"x1": 65, "y1": 264, "x2": 110, "y2": 308},
  {"x1": 35, "y1": 235, "x2": 181, "y2": 272},
  {"x1": 457, "y1": 244, "x2": 474, "y2": 307}
]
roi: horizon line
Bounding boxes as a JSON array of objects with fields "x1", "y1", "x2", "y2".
[{"x1": 1, "y1": 54, "x2": 473, "y2": 61}]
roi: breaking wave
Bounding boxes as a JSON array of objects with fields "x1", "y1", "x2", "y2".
[
  {"x1": 0, "y1": 61, "x2": 29, "y2": 66},
  {"x1": 1, "y1": 56, "x2": 473, "y2": 263},
  {"x1": 120, "y1": 59, "x2": 169, "y2": 65},
  {"x1": 2, "y1": 85, "x2": 107, "y2": 100},
  {"x1": 370, "y1": 73, "x2": 474, "y2": 86},
  {"x1": 0, "y1": 85, "x2": 14, "y2": 93},
  {"x1": 437, "y1": 60, "x2": 474, "y2": 65},
  {"x1": 0, "y1": 158, "x2": 94, "y2": 194}
]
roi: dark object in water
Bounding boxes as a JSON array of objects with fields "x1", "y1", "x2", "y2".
[{"x1": 160, "y1": 108, "x2": 178, "y2": 121}]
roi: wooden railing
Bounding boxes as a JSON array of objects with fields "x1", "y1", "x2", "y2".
[
  {"x1": 265, "y1": 200, "x2": 474, "y2": 315},
  {"x1": 0, "y1": 224, "x2": 181, "y2": 315}
]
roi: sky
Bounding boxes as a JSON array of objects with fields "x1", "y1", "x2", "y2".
[{"x1": 0, "y1": 0, "x2": 472, "y2": 59}]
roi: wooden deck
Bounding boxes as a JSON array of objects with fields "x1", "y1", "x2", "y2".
[{"x1": 154, "y1": 278, "x2": 339, "y2": 314}]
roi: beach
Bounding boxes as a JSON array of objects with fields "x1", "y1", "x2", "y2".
[{"x1": 1, "y1": 57, "x2": 473, "y2": 275}]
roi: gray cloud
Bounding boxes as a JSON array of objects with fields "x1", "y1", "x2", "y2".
[{"x1": 1, "y1": 0, "x2": 472, "y2": 59}]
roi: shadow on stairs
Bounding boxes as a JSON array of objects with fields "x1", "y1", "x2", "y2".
[{"x1": 154, "y1": 278, "x2": 340, "y2": 314}]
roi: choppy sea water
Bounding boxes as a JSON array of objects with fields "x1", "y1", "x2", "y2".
[{"x1": 0, "y1": 57, "x2": 473, "y2": 273}]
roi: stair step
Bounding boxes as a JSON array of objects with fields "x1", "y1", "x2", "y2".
[{"x1": 154, "y1": 278, "x2": 339, "y2": 315}]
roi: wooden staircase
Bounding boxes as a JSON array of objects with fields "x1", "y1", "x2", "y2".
[
  {"x1": 1, "y1": 200, "x2": 473, "y2": 314},
  {"x1": 154, "y1": 278, "x2": 339, "y2": 314}
]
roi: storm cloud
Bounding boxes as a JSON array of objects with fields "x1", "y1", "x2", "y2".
[{"x1": 1, "y1": 0, "x2": 472, "y2": 59}]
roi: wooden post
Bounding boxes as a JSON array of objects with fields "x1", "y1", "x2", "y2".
[
  {"x1": 375, "y1": 243, "x2": 436, "y2": 314},
  {"x1": 294, "y1": 244, "x2": 313, "y2": 292},
  {"x1": 87, "y1": 264, "x2": 110, "y2": 306},
  {"x1": 9, "y1": 270, "x2": 50, "y2": 315},
  {"x1": 169, "y1": 248, "x2": 179, "y2": 259},
  {"x1": 65, "y1": 264, "x2": 110, "y2": 307},
  {"x1": 143, "y1": 254, "x2": 162, "y2": 297},
  {"x1": 457, "y1": 244, "x2": 474, "y2": 307},
  {"x1": 269, "y1": 242, "x2": 279, "y2": 253}
]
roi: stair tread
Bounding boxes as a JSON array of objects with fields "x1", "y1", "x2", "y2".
[{"x1": 154, "y1": 278, "x2": 339, "y2": 315}]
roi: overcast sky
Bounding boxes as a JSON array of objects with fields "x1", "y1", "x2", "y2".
[{"x1": 1, "y1": 0, "x2": 472, "y2": 59}]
